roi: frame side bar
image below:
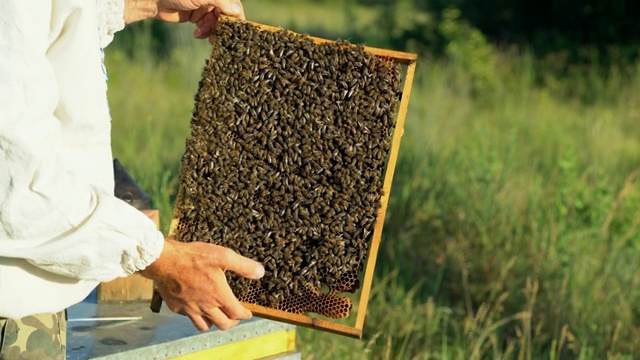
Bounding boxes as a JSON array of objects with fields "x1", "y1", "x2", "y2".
[{"x1": 354, "y1": 60, "x2": 418, "y2": 330}]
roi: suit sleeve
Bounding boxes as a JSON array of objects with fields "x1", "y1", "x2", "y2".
[{"x1": 0, "y1": 1, "x2": 164, "y2": 282}]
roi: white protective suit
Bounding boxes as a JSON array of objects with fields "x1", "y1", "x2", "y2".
[{"x1": 0, "y1": 0, "x2": 165, "y2": 318}]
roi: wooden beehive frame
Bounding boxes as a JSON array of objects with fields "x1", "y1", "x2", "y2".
[{"x1": 154, "y1": 17, "x2": 417, "y2": 339}]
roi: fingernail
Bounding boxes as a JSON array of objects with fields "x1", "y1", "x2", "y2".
[
  {"x1": 255, "y1": 265, "x2": 265, "y2": 279},
  {"x1": 231, "y1": 2, "x2": 242, "y2": 14}
]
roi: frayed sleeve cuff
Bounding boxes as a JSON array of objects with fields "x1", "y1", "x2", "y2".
[{"x1": 97, "y1": 0, "x2": 125, "y2": 48}]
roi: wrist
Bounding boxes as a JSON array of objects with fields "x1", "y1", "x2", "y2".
[
  {"x1": 139, "y1": 238, "x2": 176, "y2": 280},
  {"x1": 124, "y1": 0, "x2": 160, "y2": 24}
]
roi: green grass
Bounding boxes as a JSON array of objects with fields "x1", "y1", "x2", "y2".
[{"x1": 106, "y1": 2, "x2": 640, "y2": 358}]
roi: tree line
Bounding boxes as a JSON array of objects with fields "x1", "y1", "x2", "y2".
[{"x1": 359, "y1": 0, "x2": 640, "y2": 62}]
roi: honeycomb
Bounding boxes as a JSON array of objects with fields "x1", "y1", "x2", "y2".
[{"x1": 172, "y1": 18, "x2": 401, "y2": 319}]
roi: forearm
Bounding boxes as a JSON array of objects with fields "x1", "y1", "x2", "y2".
[{"x1": 0, "y1": 195, "x2": 165, "y2": 282}]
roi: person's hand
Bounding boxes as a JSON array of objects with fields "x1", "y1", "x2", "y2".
[
  {"x1": 157, "y1": 0, "x2": 245, "y2": 41},
  {"x1": 139, "y1": 238, "x2": 264, "y2": 331},
  {"x1": 124, "y1": 0, "x2": 245, "y2": 43}
]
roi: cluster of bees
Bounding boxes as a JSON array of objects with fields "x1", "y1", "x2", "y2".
[{"x1": 173, "y1": 19, "x2": 401, "y2": 318}]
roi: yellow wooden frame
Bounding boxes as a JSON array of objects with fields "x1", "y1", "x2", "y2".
[{"x1": 154, "y1": 16, "x2": 418, "y2": 339}]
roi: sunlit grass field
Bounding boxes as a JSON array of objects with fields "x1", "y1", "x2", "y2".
[{"x1": 107, "y1": 1, "x2": 640, "y2": 358}]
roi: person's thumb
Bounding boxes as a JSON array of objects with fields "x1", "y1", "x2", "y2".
[
  {"x1": 210, "y1": 0, "x2": 245, "y2": 20},
  {"x1": 220, "y1": 247, "x2": 265, "y2": 280}
]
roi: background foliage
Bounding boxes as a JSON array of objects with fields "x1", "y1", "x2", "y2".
[{"x1": 107, "y1": 0, "x2": 640, "y2": 358}]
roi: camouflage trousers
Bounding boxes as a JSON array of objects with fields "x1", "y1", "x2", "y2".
[{"x1": 0, "y1": 311, "x2": 66, "y2": 360}]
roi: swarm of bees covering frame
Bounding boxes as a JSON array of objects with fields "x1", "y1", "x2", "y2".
[{"x1": 172, "y1": 18, "x2": 401, "y2": 319}]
